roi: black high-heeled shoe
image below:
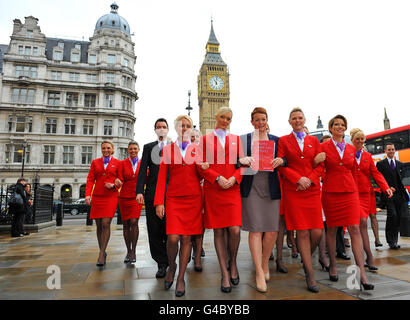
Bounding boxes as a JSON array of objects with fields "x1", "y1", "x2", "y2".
[
  {"x1": 276, "y1": 261, "x2": 288, "y2": 274},
  {"x1": 328, "y1": 271, "x2": 339, "y2": 282},
  {"x1": 96, "y1": 252, "x2": 107, "y2": 267},
  {"x1": 319, "y1": 259, "x2": 330, "y2": 272},
  {"x1": 364, "y1": 263, "x2": 378, "y2": 271},
  {"x1": 360, "y1": 281, "x2": 374, "y2": 291},
  {"x1": 220, "y1": 279, "x2": 232, "y2": 293},
  {"x1": 175, "y1": 280, "x2": 185, "y2": 297},
  {"x1": 124, "y1": 254, "x2": 130, "y2": 263},
  {"x1": 164, "y1": 264, "x2": 176, "y2": 290},
  {"x1": 194, "y1": 265, "x2": 203, "y2": 272},
  {"x1": 306, "y1": 278, "x2": 319, "y2": 293},
  {"x1": 292, "y1": 252, "x2": 299, "y2": 258},
  {"x1": 375, "y1": 241, "x2": 383, "y2": 247},
  {"x1": 230, "y1": 276, "x2": 240, "y2": 286}
]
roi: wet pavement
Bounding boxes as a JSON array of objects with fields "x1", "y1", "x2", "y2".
[{"x1": 0, "y1": 212, "x2": 409, "y2": 300}]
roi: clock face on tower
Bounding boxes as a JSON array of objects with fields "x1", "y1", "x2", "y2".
[{"x1": 209, "y1": 75, "x2": 224, "y2": 90}]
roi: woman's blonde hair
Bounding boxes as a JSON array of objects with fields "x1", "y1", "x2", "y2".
[
  {"x1": 215, "y1": 106, "x2": 233, "y2": 117},
  {"x1": 174, "y1": 115, "x2": 193, "y2": 129},
  {"x1": 289, "y1": 107, "x2": 305, "y2": 120},
  {"x1": 350, "y1": 128, "x2": 365, "y2": 141},
  {"x1": 101, "y1": 140, "x2": 115, "y2": 154}
]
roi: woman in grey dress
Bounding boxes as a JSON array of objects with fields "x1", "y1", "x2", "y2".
[{"x1": 240, "y1": 107, "x2": 285, "y2": 293}]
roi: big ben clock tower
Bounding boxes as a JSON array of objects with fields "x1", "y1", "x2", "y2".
[{"x1": 198, "y1": 20, "x2": 230, "y2": 135}]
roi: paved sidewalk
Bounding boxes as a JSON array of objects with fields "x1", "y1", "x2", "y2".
[{"x1": 0, "y1": 215, "x2": 409, "y2": 300}]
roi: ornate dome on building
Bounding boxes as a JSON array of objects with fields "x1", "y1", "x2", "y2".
[{"x1": 95, "y1": 2, "x2": 131, "y2": 35}]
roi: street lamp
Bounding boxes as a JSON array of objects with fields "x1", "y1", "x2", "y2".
[
  {"x1": 185, "y1": 90, "x2": 193, "y2": 116},
  {"x1": 21, "y1": 139, "x2": 28, "y2": 178}
]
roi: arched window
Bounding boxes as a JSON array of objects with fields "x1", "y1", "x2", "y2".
[
  {"x1": 79, "y1": 184, "x2": 86, "y2": 198},
  {"x1": 61, "y1": 184, "x2": 72, "y2": 202}
]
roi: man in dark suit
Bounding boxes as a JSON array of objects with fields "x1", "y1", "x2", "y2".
[
  {"x1": 10, "y1": 178, "x2": 30, "y2": 237},
  {"x1": 376, "y1": 143, "x2": 410, "y2": 249},
  {"x1": 136, "y1": 118, "x2": 170, "y2": 277}
]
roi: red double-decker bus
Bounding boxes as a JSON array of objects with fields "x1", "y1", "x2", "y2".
[{"x1": 365, "y1": 124, "x2": 410, "y2": 207}]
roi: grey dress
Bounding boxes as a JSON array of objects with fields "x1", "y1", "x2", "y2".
[{"x1": 241, "y1": 171, "x2": 280, "y2": 232}]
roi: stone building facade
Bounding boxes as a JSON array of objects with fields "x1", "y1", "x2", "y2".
[{"x1": 0, "y1": 3, "x2": 138, "y2": 201}]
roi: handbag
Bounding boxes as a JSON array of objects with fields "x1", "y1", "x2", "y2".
[{"x1": 9, "y1": 191, "x2": 24, "y2": 207}]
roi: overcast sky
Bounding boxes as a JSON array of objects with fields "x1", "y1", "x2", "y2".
[{"x1": 1, "y1": 0, "x2": 409, "y2": 147}]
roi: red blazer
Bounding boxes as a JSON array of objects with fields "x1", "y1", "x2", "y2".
[
  {"x1": 277, "y1": 133, "x2": 323, "y2": 191},
  {"x1": 356, "y1": 151, "x2": 389, "y2": 193},
  {"x1": 118, "y1": 158, "x2": 141, "y2": 199},
  {"x1": 198, "y1": 132, "x2": 244, "y2": 188},
  {"x1": 86, "y1": 157, "x2": 121, "y2": 197},
  {"x1": 154, "y1": 143, "x2": 202, "y2": 206},
  {"x1": 321, "y1": 140, "x2": 358, "y2": 193}
]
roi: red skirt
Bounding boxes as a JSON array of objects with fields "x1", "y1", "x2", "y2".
[
  {"x1": 203, "y1": 187, "x2": 242, "y2": 229},
  {"x1": 119, "y1": 197, "x2": 142, "y2": 220},
  {"x1": 322, "y1": 192, "x2": 360, "y2": 227},
  {"x1": 283, "y1": 189, "x2": 323, "y2": 230},
  {"x1": 90, "y1": 194, "x2": 118, "y2": 219},
  {"x1": 358, "y1": 192, "x2": 370, "y2": 219},
  {"x1": 165, "y1": 194, "x2": 203, "y2": 235}
]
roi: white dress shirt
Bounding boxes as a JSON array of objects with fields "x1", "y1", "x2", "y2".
[
  {"x1": 129, "y1": 158, "x2": 139, "y2": 174},
  {"x1": 293, "y1": 131, "x2": 305, "y2": 152},
  {"x1": 332, "y1": 139, "x2": 345, "y2": 159},
  {"x1": 214, "y1": 129, "x2": 227, "y2": 148},
  {"x1": 176, "y1": 140, "x2": 191, "y2": 158}
]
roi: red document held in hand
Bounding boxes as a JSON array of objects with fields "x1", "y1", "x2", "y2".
[{"x1": 251, "y1": 140, "x2": 275, "y2": 172}]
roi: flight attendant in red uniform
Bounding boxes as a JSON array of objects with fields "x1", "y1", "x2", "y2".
[
  {"x1": 154, "y1": 115, "x2": 205, "y2": 297},
  {"x1": 277, "y1": 107, "x2": 324, "y2": 293},
  {"x1": 118, "y1": 141, "x2": 143, "y2": 264},
  {"x1": 85, "y1": 141, "x2": 122, "y2": 267},
  {"x1": 316, "y1": 115, "x2": 374, "y2": 290},
  {"x1": 198, "y1": 106, "x2": 244, "y2": 293},
  {"x1": 349, "y1": 128, "x2": 393, "y2": 271}
]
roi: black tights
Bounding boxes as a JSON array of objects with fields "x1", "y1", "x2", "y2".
[
  {"x1": 95, "y1": 217, "x2": 112, "y2": 263},
  {"x1": 123, "y1": 218, "x2": 139, "y2": 259},
  {"x1": 214, "y1": 226, "x2": 241, "y2": 287},
  {"x1": 165, "y1": 235, "x2": 192, "y2": 292}
]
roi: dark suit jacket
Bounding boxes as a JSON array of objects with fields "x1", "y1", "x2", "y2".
[
  {"x1": 376, "y1": 158, "x2": 409, "y2": 202},
  {"x1": 136, "y1": 141, "x2": 164, "y2": 202},
  {"x1": 239, "y1": 133, "x2": 283, "y2": 200}
]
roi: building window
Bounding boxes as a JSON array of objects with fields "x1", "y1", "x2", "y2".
[
  {"x1": 83, "y1": 119, "x2": 94, "y2": 135},
  {"x1": 107, "y1": 54, "x2": 115, "y2": 64},
  {"x1": 45, "y1": 117, "x2": 57, "y2": 134},
  {"x1": 18, "y1": 46, "x2": 23, "y2": 55},
  {"x1": 33, "y1": 47, "x2": 38, "y2": 56},
  {"x1": 89, "y1": 54, "x2": 96, "y2": 64},
  {"x1": 81, "y1": 146, "x2": 93, "y2": 164},
  {"x1": 104, "y1": 120, "x2": 113, "y2": 136},
  {"x1": 104, "y1": 94, "x2": 114, "y2": 108},
  {"x1": 8, "y1": 115, "x2": 33, "y2": 132},
  {"x1": 119, "y1": 120, "x2": 131, "y2": 137},
  {"x1": 53, "y1": 50, "x2": 63, "y2": 61},
  {"x1": 121, "y1": 96, "x2": 132, "y2": 110},
  {"x1": 27, "y1": 30, "x2": 33, "y2": 38},
  {"x1": 25, "y1": 46, "x2": 31, "y2": 55},
  {"x1": 87, "y1": 74, "x2": 97, "y2": 83},
  {"x1": 69, "y1": 72, "x2": 79, "y2": 82},
  {"x1": 71, "y1": 52, "x2": 80, "y2": 62},
  {"x1": 16, "y1": 65, "x2": 37, "y2": 78},
  {"x1": 64, "y1": 118, "x2": 76, "y2": 134},
  {"x1": 119, "y1": 147, "x2": 128, "y2": 160},
  {"x1": 48, "y1": 91, "x2": 60, "y2": 106},
  {"x1": 66, "y1": 92, "x2": 78, "y2": 107},
  {"x1": 106, "y1": 72, "x2": 115, "y2": 83},
  {"x1": 11, "y1": 88, "x2": 35, "y2": 104},
  {"x1": 84, "y1": 94, "x2": 96, "y2": 108},
  {"x1": 44, "y1": 145, "x2": 55, "y2": 164},
  {"x1": 75, "y1": 44, "x2": 81, "y2": 51},
  {"x1": 51, "y1": 71, "x2": 62, "y2": 80},
  {"x1": 12, "y1": 144, "x2": 30, "y2": 164},
  {"x1": 58, "y1": 42, "x2": 64, "y2": 49},
  {"x1": 123, "y1": 58, "x2": 129, "y2": 68},
  {"x1": 63, "y1": 146, "x2": 74, "y2": 164},
  {"x1": 5, "y1": 144, "x2": 10, "y2": 163}
]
